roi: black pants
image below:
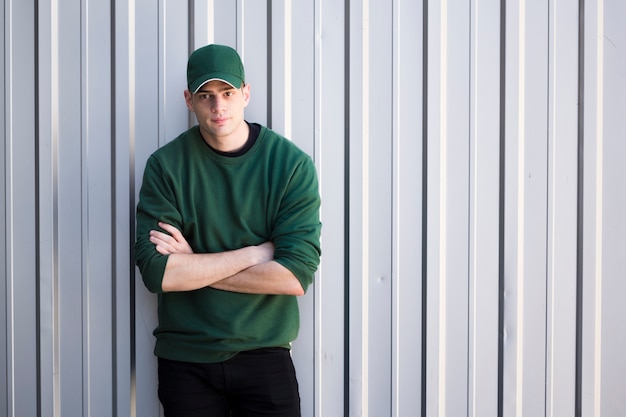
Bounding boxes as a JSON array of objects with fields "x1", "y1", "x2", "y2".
[{"x1": 158, "y1": 348, "x2": 301, "y2": 417}]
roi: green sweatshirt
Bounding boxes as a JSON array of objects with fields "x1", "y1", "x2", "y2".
[{"x1": 135, "y1": 124, "x2": 321, "y2": 363}]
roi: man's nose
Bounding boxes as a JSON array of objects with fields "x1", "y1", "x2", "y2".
[{"x1": 211, "y1": 96, "x2": 225, "y2": 111}]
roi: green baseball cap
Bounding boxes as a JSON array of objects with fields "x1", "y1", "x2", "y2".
[{"x1": 187, "y1": 44, "x2": 245, "y2": 93}]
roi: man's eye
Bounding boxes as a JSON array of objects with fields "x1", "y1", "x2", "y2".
[{"x1": 225, "y1": 91, "x2": 234, "y2": 97}]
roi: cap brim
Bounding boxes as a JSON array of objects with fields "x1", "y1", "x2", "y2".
[{"x1": 191, "y1": 75, "x2": 240, "y2": 93}]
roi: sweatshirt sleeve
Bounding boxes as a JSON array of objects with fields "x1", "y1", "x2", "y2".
[
  {"x1": 271, "y1": 155, "x2": 322, "y2": 292},
  {"x1": 134, "y1": 155, "x2": 183, "y2": 293}
]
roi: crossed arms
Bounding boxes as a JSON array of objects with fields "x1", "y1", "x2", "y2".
[{"x1": 150, "y1": 222, "x2": 305, "y2": 296}]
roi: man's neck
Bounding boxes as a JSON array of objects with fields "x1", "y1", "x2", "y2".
[{"x1": 202, "y1": 122, "x2": 250, "y2": 153}]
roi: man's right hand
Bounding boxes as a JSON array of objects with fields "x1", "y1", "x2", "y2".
[{"x1": 150, "y1": 222, "x2": 194, "y2": 255}]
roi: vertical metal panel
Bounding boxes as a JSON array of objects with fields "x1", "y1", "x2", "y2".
[
  {"x1": 112, "y1": 1, "x2": 135, "y2": 415},
  {"x1": 212, "y1": 1, "x2": 238, "y2": 50},
  {"x1": 503, "y1": 1, "x2": 550, "y2": 416},
  {"x1": 392, "y1": 1, "x2": 424, "y2": 416},
  {"x1": 426, "y1": 0, "x2": 472, "y2": 416},
  {"x1": 313, "y1": 0, "x2": 347, "y2": 412},
  {"x1": 162, "y1": 0, "x2": 189, "y2": 142},
  {"x1": 55, "y1": 2, "x2": 87, "y2": 414},
  {"x1": 56, "y1": 28, "x2": 90, "y2": 412},
  {"x1": 347, "y1": 0, "x2": 369, "y2": 414},
  {"x1": 113, "y1": 0, "x2": 134, "y2": 413},
  {"x1": 36, "y1": 0, "x2": 58, "y2": 414},
  {"x1": 191, "y1": 0, "x2": 214, "y2": 48},
  {"x1": 348, "y1": 0, "x2": 395, "y2": 415},
  {"x1": 468, "y1": 0, "x2": 501, "y2": 416},
  {"x1": 84, "y1": 0, "x2": 114, "y2": 413},
  {"x1": 581, "y1": 2, "x2": 602, "y2": 415},
  {"x1": 4, "y1": 0, "x2": 38, "y2": 416},
  {"x1": 582, "y1": 1, "x2": 626, "y2": 416},
  {"x1": 240, "y1": 1, "x2": 268, "y2": 126},
  {"x1": 0, "y1": 0, "x2": 7, "y2": 413},
  {"x1": 546, "y1": 2, "x2": 579, "y2": 417},
  {"x1": 365, "y1": 0, "x2": 394, "y2": 414},
  {"x1": 598, "y1": 2, "x2": 626, "y2": 413},
  {"x1": 268, "y1": 1, "x2": 291, "y2": 139}
]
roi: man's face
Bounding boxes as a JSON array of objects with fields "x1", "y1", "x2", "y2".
[{"x1": 185, "y1": 80, "x2": 251, "y2": 151}]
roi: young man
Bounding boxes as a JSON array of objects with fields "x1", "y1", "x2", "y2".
[{"x1": 134, "y1": 44, "x2": 321, "y2": 417}]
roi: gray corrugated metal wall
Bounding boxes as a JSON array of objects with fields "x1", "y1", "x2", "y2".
[{"x1": 2, "y1": 1, "x2": 625, "y2": 416}]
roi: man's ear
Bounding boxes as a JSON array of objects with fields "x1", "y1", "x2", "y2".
[
  {"x1": 241, "y1": 84, "x2": 251, "y2": 107},
  {"x1": 184, "y1": 89, "x2": 194, "y2": 111}
]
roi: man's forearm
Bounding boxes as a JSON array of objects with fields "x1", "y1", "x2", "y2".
[
  {"x1": 161, "y1": 245, "x2": 270, "y2": 292},
  {"x1": 210, "y1": 260, "x2": 305, "y2": 296}
]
